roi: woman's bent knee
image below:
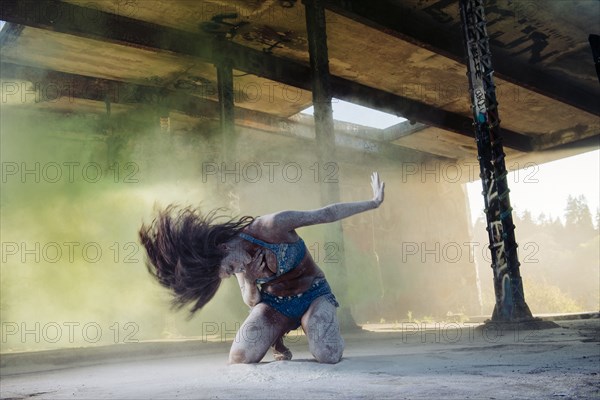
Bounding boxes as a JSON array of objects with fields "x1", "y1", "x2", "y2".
[
  {"x1": 312, "y1": 341, "x2": 344, "y2": 364},
  {"x1": 311, "y1": 336, "x2": 344, "y2": 364},
  {"x1": 229, "y1": 347, "x2": 262, "y2": 364}
]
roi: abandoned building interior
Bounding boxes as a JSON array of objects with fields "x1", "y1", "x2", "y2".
[{"x1": 0, "y1": 1, "x2": 599, "y2": 397}]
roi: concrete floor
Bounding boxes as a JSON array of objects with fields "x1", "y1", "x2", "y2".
[{"x1": 1, "y1": 317, "x2": 599, "y2": 400}]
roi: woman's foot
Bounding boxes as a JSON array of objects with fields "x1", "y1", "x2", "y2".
[
  {"x1": 272, "y1": 337, "x2": 292, "y2": 361},
  {"x1": 273, "y1": 347, "x2": 292, "y2": 361}
]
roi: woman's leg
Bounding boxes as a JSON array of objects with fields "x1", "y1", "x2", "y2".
[
  {"x1": 272, "y1": 335, "x2": 293, "y2": 361},
  {"x1": 301, "y1": 296, "x2": 344, "y2": 364},
  {"x1": 229, "y1": 303, "x2": 293, "y2": 364}
]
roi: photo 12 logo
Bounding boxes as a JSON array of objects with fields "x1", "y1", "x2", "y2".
[
  {"x1": 1, "y1": 80, "x2": 75, "y2": 104},
  {"x1": 1, "y1": 321, "x2": 140, "y2": 345},
  {"x1": 201, "y1": 161, "x2": 339, "y2": 184},
  {"x1": 398, "y1": 322, "x2": 542, "y2": 344},
  {"x1": 1, "y1": 162, "x2": 140, "y2": 184},
  {"x1": 400, "y1": 241, "x2": 539, "y2": 264},
  {"x1": 1, "y1": 241, "x2": 141, "y2": 264}
]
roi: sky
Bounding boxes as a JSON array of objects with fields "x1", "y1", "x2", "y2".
[
  {"x1": 466, "y1": 149, "x2": 600, "y2": 226},
  {"x1": 301, "y1": 98, "x2": 407, "y2": 129}
]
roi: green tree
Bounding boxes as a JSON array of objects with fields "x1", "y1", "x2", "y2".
[
  {"x1": 564, "y1": 195, "x2": 595, "y2": 245},
  {"x1": 536, "y1": 211, "x2": 549, "y2": 226}
]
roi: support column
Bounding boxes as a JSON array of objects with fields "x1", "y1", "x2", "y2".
[
  {"x1": 304, "y1": 0, "x2": 355, "y2": 329},
  {"x1": 459, "y1": 0, "x2": 533, "y2": 322},
  {"x1": 216, "y1": 61, "x2": 236, "y2": 163},
  {"x1": 215, "y1": 59, "x2": 239, "y2": 211}
]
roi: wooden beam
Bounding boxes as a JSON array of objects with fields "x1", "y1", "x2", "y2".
[
  {"x1": 323, "y1": 0, "x2": 600, "y2": 117},
  {"x1": 331, "y1": 76, "x2": 534, "y2": 151},
  {"x1": 0, "y1": 62, "x2": 431, "y2": 160},
  {"x1": 0, "y1": 0, "x2": 535, "y2": 152}
]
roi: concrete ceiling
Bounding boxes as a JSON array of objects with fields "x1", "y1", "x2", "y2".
[{"x1": 1, "y1": 0, "x2": 598, "y2": 164}]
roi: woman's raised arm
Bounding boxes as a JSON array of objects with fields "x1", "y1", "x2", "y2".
[{"x1": 265, "y1": 172, "x2": 385, "y2": 232}]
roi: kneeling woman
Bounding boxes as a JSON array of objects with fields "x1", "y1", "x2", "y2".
[{"x1": 139, "y1": 172, "x2": 385, "y2": 364}]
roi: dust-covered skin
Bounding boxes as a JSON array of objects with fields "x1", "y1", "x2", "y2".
[
  {"x1": 272, "y1": 336, "x2": 293, "y2": 361},
  {"x1": 221, "y1": 172, "x2": 385, "y2": 364},
  {"x1": 228, "y1": 303, "x2": 294, "y2": 364},
  {"x1": 301, "y1": 296, "x2": 344, "y2": 364}
]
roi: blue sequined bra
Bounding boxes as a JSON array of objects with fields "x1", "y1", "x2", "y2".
[{"x1": 238, "y1": 232, "x2": 306, "y2": 284}]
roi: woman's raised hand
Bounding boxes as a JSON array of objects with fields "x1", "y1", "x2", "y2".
[{"x1": 371, "y1": 172, "x2": 385, "y2": 207}]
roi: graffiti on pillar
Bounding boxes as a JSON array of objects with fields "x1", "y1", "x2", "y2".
[
  {"x1": 460, "y1": 0, "x2": 532, "y2": 321},
  {"x1": 489, "y1": 219, "x2": 509, "y2": 304}
]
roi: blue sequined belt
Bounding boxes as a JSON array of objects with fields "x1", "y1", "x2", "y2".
[{"x1": 259, "y1": 278, "x2": 339, "y2": 321}]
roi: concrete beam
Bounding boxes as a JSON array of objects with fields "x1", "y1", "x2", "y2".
[
  {"x1": 0, "y1": 62, "x2": 430, "y2": 161},
  {"x1": 322, "y1": 0, "x2": 600, "y2": 117},
  {"x1": 383, "y1": 121, "x2": 428, "y2": 141},
  {"x1": 0, "y1": 0, "x2": 535, "y2": 152}
]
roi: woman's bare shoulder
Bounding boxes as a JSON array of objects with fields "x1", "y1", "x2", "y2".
[{"x1": 244, "y1": 214, "x2": 299, "y2": 243}]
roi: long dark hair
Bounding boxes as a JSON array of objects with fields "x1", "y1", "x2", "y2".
[{"x1": 139, "y1": 205, "x2": 254, "y2": 316}]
